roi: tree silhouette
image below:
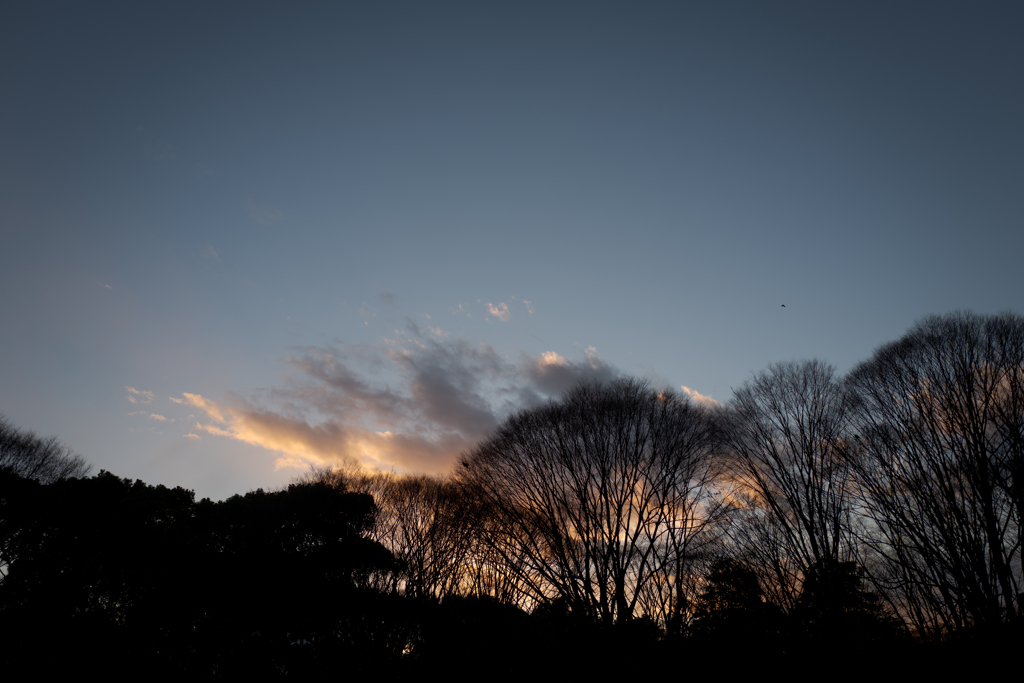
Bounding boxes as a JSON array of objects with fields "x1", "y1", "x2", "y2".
[
  {"x1": 690, "y1": 558, "x2": 783, "y2": 644},
  {"x1": 723, "y1": 360, "x2": 856, "y2": 609},
  {"x1": 847, "y1": 311, "x2": 1024, "y2": 635},
  {"x1": 459, "y1": 378, "x2": 724, "y2": 628},
  {"x1": 0, "y1": 414, "x2": 90, "y2": 483},
  {"x1": 794, "y1": 558, "x2": 903, "y2": 643},
  {"x1": 0, "y1": 470, "x2": 399, "y2": 676}
]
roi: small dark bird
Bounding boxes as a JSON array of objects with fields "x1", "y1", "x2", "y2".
[{"x1": 781, "y1": 304, "x2": 786, "y2": 307}]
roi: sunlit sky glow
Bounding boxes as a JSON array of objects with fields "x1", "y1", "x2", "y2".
[{"x1": 2, "y1": 1, "x2": 1021, "y2": 500}]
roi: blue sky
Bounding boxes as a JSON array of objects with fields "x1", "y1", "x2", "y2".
[{"x1": 2, "y1": 1, "x2": 1022, "y2": 500}]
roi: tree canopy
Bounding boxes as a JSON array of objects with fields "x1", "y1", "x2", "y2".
[{"x1": 458, "y1": 378, "x2": 724, "y2": 628}]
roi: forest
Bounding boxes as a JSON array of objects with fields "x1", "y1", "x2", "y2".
[{"x1": 1, "y1": 311, "x2": 1020, "y2": 677}]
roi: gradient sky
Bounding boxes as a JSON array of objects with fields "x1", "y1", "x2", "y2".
[{"x1": 2, "y1": 1, "x2": 1022, "y2": 500}]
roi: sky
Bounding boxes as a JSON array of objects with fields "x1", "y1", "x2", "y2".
[{"x1": 2, "y1": 1, "x2": 1022, "y2": 501}]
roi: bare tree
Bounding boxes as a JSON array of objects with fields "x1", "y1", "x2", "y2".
[
  {"x1": 294, "y1": 465, "x2": 481, "y2": 601},
  {"x1": 0, "y1": 415, "x2": 91, "y2": 483},
  {"x1": 846, "y1": 312, "x2": 1023, "y2": 635},
  {"x1": 722, "y1": 360, "x2": 856, "y2": 610},
  {"x1": 457, "y1": 378, "x2": 725, "y2": 627},
  {"x1": 374, "y1": 474, "x2": 479, "y2": 600}
]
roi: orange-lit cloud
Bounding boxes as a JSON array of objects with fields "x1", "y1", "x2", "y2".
[
  {"x1": 126, "y1": 386, "x2": 154, "y2": 404},
  {"x1": 523, "y1": 346, "x2": 619, "y2": 398},
  {"x1": 681, "y1": 385, "x2": 721, "y2": 407},
  {"x1": 177, "y1": 392, "x2": 227, "y2": 423},
  {"x1": 178, "y1": 391, "x2": 471, "y2": 474},
  {"x1": 486, "y1": 302, "x2": 511, "y2": 321},
  {"x1": 172, "y1": 333, "x2": 623, "y2": 474},
  {"x1": 539, "y1": 351, "x2": 567, "y2": 366}
]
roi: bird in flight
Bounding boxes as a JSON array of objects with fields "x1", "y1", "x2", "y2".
[{"x1": 781, "y1": 304, "x2": 786, "y2": 307}]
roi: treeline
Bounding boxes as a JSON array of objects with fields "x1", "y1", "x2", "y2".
[
  {"x1": 1, "y1": 311, "x2": 1021, "y2": 675},
  {"x1": 360, "y1": 311, "x2": 1022, "y2": 640}
]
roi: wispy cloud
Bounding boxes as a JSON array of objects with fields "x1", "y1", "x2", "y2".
[
  {"x1": 681, "y1": 385, "x2": 720, "y2": 406},
  {"x1": 358, "y1": 303, "x2": 376, "y2": 325},
  {"x1": 177, "y1": 393, "x2": 226, "y2": 423},
  {"x1": 448, "y1": 297, "x2": 533, "y2": 320},
  {"x1": 126, "y1": 386, "x2": 155, "y2": 404},
  {"x1": 509, "y1": 295, "x2": 535, "y2": 316},
  {"x1": 148, "y1": 413, "x2": 170, "y2": 422},
  {"x1": 202, "y1": 245, "x2": 222, "y2": 265},
  {"x1": 183, "y1": 433, "x2": 201, "y2": 440},
  {"x1": 245, "y1": 198, "x2": 285, "y2": 225},
  {"x1": 174, "y1": 333, "x2": 622, "y2": 474},
  {"x1": 486, "y1": 302, "x2": 511, "y2": 321}
]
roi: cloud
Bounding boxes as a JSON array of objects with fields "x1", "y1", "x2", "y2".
[
  {"x1": 176, "y1": 393, "x2": 227, "y2": 423},
  {"x1": 358, "y1": 303, "x2": 377, "y2": 323},
  {"x1": 176, "y1": 334, "x2": 621, "y2": 474},
  {"x1": 681, "y1": 385, "x2": 721, "y2": 407},
  {"x1": 202, "y1": 245, "x2": 222, "y2": 265},
  {"x1": 509, "y1": 295, "x2": 535, "y2": 316},
  {"x1": 486, "y1": 302, "x2": 511, "y2": 321},
  {"x1": 99, "y1": 282, "x2": 112, "y2": 289},
  {"x1": 179, "y1": 391, "x2": 472, "y2": 474},
  {"x1": 523, "y1": 346, "x2": 619, "y2": 397},
  {"x1": 126, "y1": 386, "x2": 154, "y2": 404},
  {"x1": 378, "y1": 292, "x2": 399, "y2": 307},
  {"x1": 183, "y1": 433, "x2": 201, "y2": 440},
  {"x1": 148, "y1": 413, "x2": 170, "y2": 421},
  {"x1": 246, "y1": 198, "x2": 285, "y2": 225}
]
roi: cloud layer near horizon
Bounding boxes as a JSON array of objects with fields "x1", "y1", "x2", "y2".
[{"x1": 177, "y1": 332, "x2": 621, "y2": 474}]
